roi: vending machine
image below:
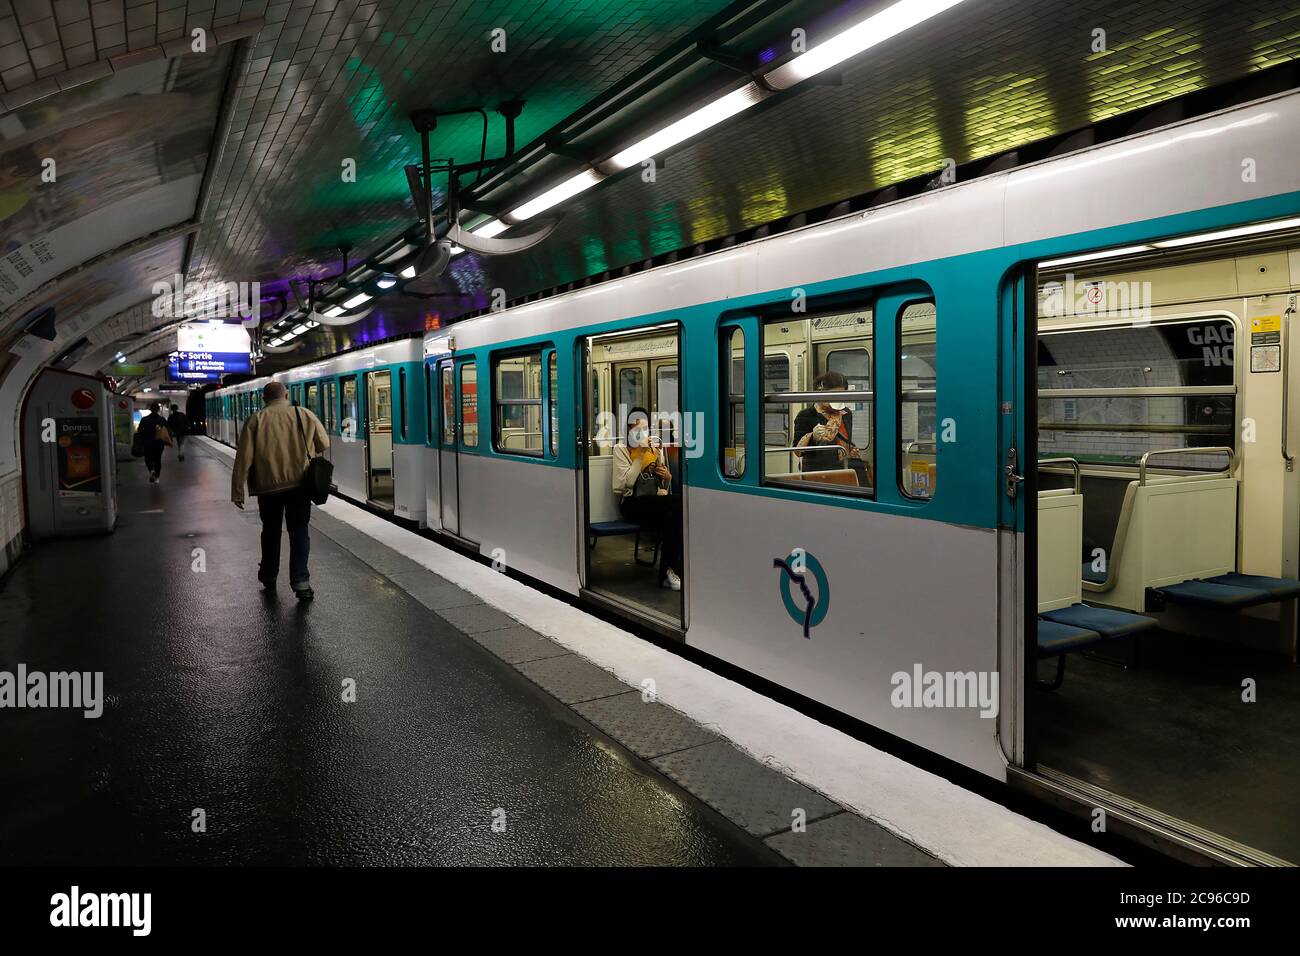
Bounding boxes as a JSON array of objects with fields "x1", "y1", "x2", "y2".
[{"x1": 20, "y1": 368, "x2": 118, "y2": 539}]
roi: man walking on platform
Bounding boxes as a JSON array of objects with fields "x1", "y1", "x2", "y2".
[
  {"x1": 231, "y1": 381, "x2": 329, "y2": 600},
  {"x1": 168, "y1": 403, "x2": 191, "y2": 461},
  {"x1": 135, "y1": 401, "x2": 171, "y2": 484}
]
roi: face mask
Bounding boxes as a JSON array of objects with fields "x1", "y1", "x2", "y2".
[{"x1": 629, "y1": 426, "x2": 649, "y2": 446}]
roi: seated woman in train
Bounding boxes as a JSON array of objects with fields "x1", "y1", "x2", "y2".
[
  {"x1": 793, "y1": 371, "x2": 871, "y2": 487},
  {"x1": 612, "y1": 407, "x2": 683, "y2": 591}
]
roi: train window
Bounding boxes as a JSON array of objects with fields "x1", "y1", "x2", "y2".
[
  {"x1": 762, "y1": 309, "x2": 874, "y2": 496},
  {"x1": 398, "y1": 368, "x2": 408, "y2": 440},
  {"x1": 440, "y1": 365, "x2": 454, "y2": 444},
  {"x1": 548, "y1": 352, "x2": 558, "y2": 457},
  {"x1": 1037, "y1": 317, "x2": 1237, "y2": 466},
  {"x1": 305, "y1": 382, "x2": 319, "y2": 418},
  {"x1": 460, "y1": 362, "x2": 479, "y2": 449},
  {"x1": 899, "y1": 301, "x2": 938, "y2": 499},
  {"x1": 722, "y1": 326, "x2": 745, "y2": 478},
  {"x1": 341, "y1": 376, "x2": 358, "y2": 438},
  {"x1": 493, "y1": 350, "x2": 543, "y2": 456}
]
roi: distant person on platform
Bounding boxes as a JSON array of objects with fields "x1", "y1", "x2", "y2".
[
  {"x1": 231, "y1": 381, "x2": 329, "y2": 601},
  {"x1": 167, "y1": 403, "x2": 190, "y2": 461},
  {"x1": 135, "y1": 401, "x2": 171, "y2": 484}
]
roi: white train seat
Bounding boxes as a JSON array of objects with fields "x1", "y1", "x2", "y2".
[{"x1": 1035, "y1": 459, "x2": 1156, "y2": 690}]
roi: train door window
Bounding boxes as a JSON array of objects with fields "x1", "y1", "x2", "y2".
[
  {"x1": 722, "y1": 326, "x2": 745, "y2": 478},
  {"x1": 899, "y1": 301, "x2": 938, "y2": 499},
  {"x1": 493, "y1": 349, "x2": 543, "y2": 456},
  {"x1": 617, "y1": 366, "x2": 644, "y2": 412},
  {"x1": 324, "y1": 380, "x2": 338, "y2": 433},
  {"x1": 366, "y1": 370, "x2": 394, "y2": 507},
  {"x1": 341, "y1": 376, "x2": 358, "y2": 438},
  {"x1": 425, "y1": 365, "x2": 434, "y2": 444},
  {"x1": 762, "y1": 309, "x2": 874, "y2": 496},
  {"x1": 305, "y1": 382, "x2": 319, "y2": 418},
  {"x1": 398, "y1": 368, "x2": 408, "y2": 440},
  {"x1": 654, "y1": 364, "x2": 679, "y2": 446},
  {"x1": 548, "y1": 351, "x2": 558, "y2": 457},
  {"x1": 440, "y1": 365, "x2": 455, "y2": 444},
  {"x1": 460, "y1": 361, "x2": 479, "y2": 449}
]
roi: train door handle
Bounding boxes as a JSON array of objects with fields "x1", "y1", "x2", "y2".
[{"x1": 1005, "y1": 447, "x2": 1025, "y2": 499}]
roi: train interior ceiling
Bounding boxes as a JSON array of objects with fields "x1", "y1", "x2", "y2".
[{"x1": 1031, "y1": 225, "x2": 1300, "y2": 865}]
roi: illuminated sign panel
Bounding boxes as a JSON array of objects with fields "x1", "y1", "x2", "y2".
[{"x1": 167, "y1": 322, "x2": 252, "y2": 382}]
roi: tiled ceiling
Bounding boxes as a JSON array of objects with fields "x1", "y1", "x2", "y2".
[{"x1": 2, "y1": 0, "x2": 1300, "y2": 386}]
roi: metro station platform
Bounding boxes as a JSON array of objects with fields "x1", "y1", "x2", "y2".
[{"x1": 0, "y1": 437, "x2": 1121, "y2": 867}]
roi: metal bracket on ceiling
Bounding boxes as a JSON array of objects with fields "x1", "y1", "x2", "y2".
[
  {"x1": 446, "y1": 219, "x2": 561, "y2": 256},
  {"x1": 696, "y1": 35, "x2": 778, "y2": 93}
]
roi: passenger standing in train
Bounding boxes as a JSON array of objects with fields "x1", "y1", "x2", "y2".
[
  {"x1": 167, "y1": 403, "x2": 190, "y2": 461},
  {"x1": 793, "y1": 371, "x2": 870, "y2": 488},
  {"x1": 231, "y1": 381, "x2": 330, "y2": 601},
  {"x1": 135, "y1": 401, "x2": 171, "y2": 484},
  {"x1": 612, "y1": 407, "x2": 683, "y2": 591}
]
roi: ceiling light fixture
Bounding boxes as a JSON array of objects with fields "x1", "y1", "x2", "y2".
[
  {"x1": 1039, "y1": 245, "x2": 1155, "y2": 268},
  {"x1": 605, "y1": 83, "x2": 767, "y2": 172},
  {"x1": 1151, "y1": 216, "x2": 1300, "y2": 248},
  {"x1": 763, "y1": 0, "x2": 971, "y2": 91},
  {"x1": 342, "y1": 292, "x2": 372, "y2": 309}
]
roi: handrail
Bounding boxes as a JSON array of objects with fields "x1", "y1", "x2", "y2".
[
  {"x1": 1138, "y1": 446, "x2": 1235, "y2": 485},
  {"x1": 763, "y1": 390, "x2": 875, "y2": 403},
  {"x1": 1283, "y1": 302, "x2": 1294, "y2": 472},
  {"x1": 1037, "y1": 457, "x2": 1081, "y2": 495},
  {"x1": 1039, "y1": 385, "x2": 1235, "y2": 399},
  {"x1": 904, "y1": 439, "x2": 937, "y2": 455},
  {"x1": 766, "y1": 444, "x2": 848, "y2": 460}
]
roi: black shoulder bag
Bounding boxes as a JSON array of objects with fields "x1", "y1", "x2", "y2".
[{"x1": 296, "y1": 407, "x2": 334, "y2": 504}]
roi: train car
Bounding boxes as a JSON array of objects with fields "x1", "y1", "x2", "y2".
[
  {"x1": 412, "y1": 89, "x2": 1300, "y2": 864},
  {"x1": 218, "y1": 89, "x2": 1300, "y2": 863}
]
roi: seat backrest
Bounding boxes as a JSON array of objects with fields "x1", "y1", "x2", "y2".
[
  {"x1": 1093, "y1": 476, "x2": 1237, "y2": 611},
  {"x1": 587, "y1": 455, "x2": 621, "y2": 523},
  {"x1": 768, "y1": 469, "x2": 859, "y2": 487},
  {"x1": 1037, "y1": 489, "x2": 1083, "y2": 613}
]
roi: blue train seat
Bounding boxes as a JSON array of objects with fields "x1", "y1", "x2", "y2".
[
  {"x1": 587, "y1": 520, "x2": 658, "y2": 567},
  {"x1": 1036, "y1": 603, "x2": 1156, "y2": 690},
  {"x1": 1148, "y1": 573, "x2": 1300, "y2": 610}
]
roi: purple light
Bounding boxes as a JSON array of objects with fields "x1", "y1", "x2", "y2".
[{"x1": 759, "y1": 46, "x2": 777, "y2": 64}]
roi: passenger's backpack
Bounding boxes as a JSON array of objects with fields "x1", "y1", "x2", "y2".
[{"x1": 296, "y1": 407, "x2": 333, "y2": 505}]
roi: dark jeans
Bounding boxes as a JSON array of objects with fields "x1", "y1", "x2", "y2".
[
  {"x1": 143, "y1": 441, "x2": 164, "y2": 476},
  {"x1": 257, "y1": 487, "x2": 312, "y2": 588},
  {"x1": 619, "y1": 493, "x2": 682, "y2": 580}
]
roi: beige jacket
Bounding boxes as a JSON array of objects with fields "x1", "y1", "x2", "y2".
[
  {"x1": 612, "y1": 443, "x2": 670, "y2": 498},
  {"x1": 232, "y1": 398, "x2": 329, "y2": 503}
]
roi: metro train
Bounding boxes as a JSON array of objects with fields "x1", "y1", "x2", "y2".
[{"x1": 208, "y1": 88, "x2": 1300, "y2": 864}]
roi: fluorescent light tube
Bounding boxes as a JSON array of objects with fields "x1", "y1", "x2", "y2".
[
  {"x1": 607, "y1": 83, "x2": 765, "y2": 172},
  {"x1": 512, "y1": 169, "x2": 605, "y2": 220},
  {"x1": 291, "y1": 324, "x2": 308, "y2": 335},
  {"x1": 1039, "y1": 245, "x2": 1154, "y2": 268},
  {"x1": 399, "y1": 265, "x2": 417, "y2": 279},
  {"x1": 472, "y1": 220, "x2": 508, "y2": 238},
  {"x1": 323, "y1": 306, "x2": 345, "y2": 318},
  {"x1": 342, "y1": 292, "x2": 371, "y2": 309},
  {"x1": 1152, "y1": 216, "x2": 1300, "y2": 248},
  {"x1": 763, "y1": 0, "x2": 969, "y2": 91}
]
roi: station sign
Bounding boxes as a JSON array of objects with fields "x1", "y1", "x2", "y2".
[{"x1": 167, "y1": 321, "x2": 252, "y2": 382}]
